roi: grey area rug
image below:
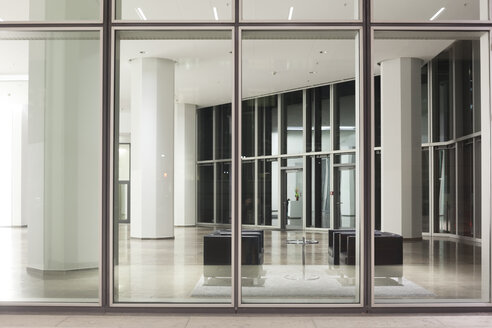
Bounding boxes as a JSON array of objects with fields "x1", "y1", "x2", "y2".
[{"x1": 191, "y1": 265, "x2": 435, "y2": 299}]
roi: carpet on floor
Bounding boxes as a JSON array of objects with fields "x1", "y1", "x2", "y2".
[{"x1": 191, "y1": 265, "x2": 435, "y2": 299}]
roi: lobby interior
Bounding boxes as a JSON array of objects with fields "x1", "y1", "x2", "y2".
[{"x1": 0, "y1": 0, "x2": 490, "y2": 313}]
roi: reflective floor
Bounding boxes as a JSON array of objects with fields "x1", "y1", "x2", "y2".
[{"x1": 0, "y1": 225, "x2": 483, "y2": 303}]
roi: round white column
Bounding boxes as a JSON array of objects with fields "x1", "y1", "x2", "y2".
[{"x1": 130, "y1": 57, "x2": 175, "y2": 239}]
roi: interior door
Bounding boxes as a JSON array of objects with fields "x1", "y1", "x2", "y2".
[
  {"x1": 281, "y1": 168, "x2": 303, "y2": 230},
  {"x1": 334, "y1": 165, "x2": 355, "y2": 229}
]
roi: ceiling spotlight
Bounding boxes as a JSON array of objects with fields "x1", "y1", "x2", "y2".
[
  {"x1": 139, "y1": 51, "x2": 146, "y2": 54},
  {"x1": 288, "y1": 6, "x2": 294, "y2": 20},
  {"x1": 213, "y1": 7, "x2": 219, "y2": 21},
  {"x1": 135, "y1": 7, "x2": 147, "y2": 20},
  {"x1": 319, "y1": 50, "x2": 328, "y2": 54},
  {"x1": 430, "y1": 7, "x2": 445, "y2": 21},
  {"x1": 309, "y1": 71, "x2": 317, "y2": 74}
]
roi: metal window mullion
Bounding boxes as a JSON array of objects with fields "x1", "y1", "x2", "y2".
[
  {"x1": 233, "y1": 18, "x2": 240, "y2": 310},
  {"x1": 330, "y1": 84, "x2": 336, "y2": 229},
  {"x1": 213, "y1": 107, "x2": 218, "y2": 224},
  {"x1": 302, "y1": 89, "x2": 308, "y2": 229},
  {"x1": 277, "y1": 93, "x2": 283, "y2": 229},
  {"x1": 473, "y1": 138, "x2": 477, "y2": 238},
  {"x1": 102, "y1": 0, "x2": 112, "y2": 309}
]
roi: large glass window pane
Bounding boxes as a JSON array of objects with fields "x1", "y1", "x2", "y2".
[
  {"x1": 475, "y1": 137, "x2": 482, "y2": 239},
  {"x1": 197, "y1": 165, "x2": 214, "y2": 223},
  {"x1": 242, "y1": 161, "x2": 256, "y2": 225},
  {"x1": 114, "y1": 30, "x2": 232, "y2": 303},
  {"x1": 373, "y1": 30, "x2": 490, "y2": 303},
  {"x1": 432, "y1": 49, "x2": 453, "y2": 142},
  {"x1": 241, "y1": 30, "x2": 359, "y2": 304},
  {"x1": 215, "y1": 103, "x2": 232, "y2": 160},
  {"x1": 334, "y1": 81, "x2": 356, "y2": 150},
  {"x1": 458, "y1": 141, "x2": 474, "y2": 237},
  {"x1": 242, "y1": 0, "x2": 359, "y2": 21},
  {"x1": 421, "y1": 65, "x2": 429, "y2": 143},
  {"x1": 434, "y1": 147, "x2": 456, "y2": 234},
  {"x1": 258, "y1": 159, "x2": 279, "y2": 226},
  {"x1": 456, "y1": 40, "x2": 481, "y2": 138},
  {"x1": 308, "y1": 156, "x2": 330, "y2": 228},
  {"x1": 197, "y1": 107, "x2": 214, "y2": 161},
  {"x1": 373, "y1": 0, "x2": 488, "y2": 21},
  {"x1": 0, "y1": 30, "x2": 101, "y2": 302},
  {"x1": 422, "y1": 148, "x2": 430, "y2": 233},
  {"x1": 116, "y1": 0, "x2": 233, "y2": 21},
  {"x1": 307, "y1": 86, "x2": 331, "y2": 152},
  {"x1": 258, "y1": 95, "x2": 278, "y2": 156},
  {"x1": 242, "y1": 99, "x2": 255, "y2": 157},
  {"x1": 281, "y1": 90, "x2": 303, "y2": 155},
  {"x1": 0, "y1": 0, "x2": 101, "y2": 21}
]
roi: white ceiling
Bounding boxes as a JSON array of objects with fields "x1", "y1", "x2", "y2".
[
  {"x1": 118, "y1": 36, "x2": 454, "y2": 110},
  {"x1": 0, "y1": 34, "x2": 475, "y2": 110}
]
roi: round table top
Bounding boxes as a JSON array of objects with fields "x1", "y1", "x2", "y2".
[{"x1": 286, "y1": 239, "x2": 319, "y2": 245}]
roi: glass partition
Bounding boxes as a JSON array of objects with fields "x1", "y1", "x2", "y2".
[
  {"x1": 242, "y1": 0, "x2": 359, "y2": 21},
  {"x1": 0, "y1": 0, "x2": 101, "y2": 21},
  {"x1": 373, "y1": 0, "x2": 489, "y2": 21},
  {"x1": 241, "y1": 30, "x2": 360, "y2": 304},
  {"x1": 0, "y1": 30, "x2": 101, "y2": 302},
  {"x1": 113, "y1": 30, "x2": 232, "y2": 303},
  {"x1": 116, "y1": 0, "x2": 233, "y2": 21},
  {"x1": 373, "y1": 30, "x2": 490, "y2": 303}
]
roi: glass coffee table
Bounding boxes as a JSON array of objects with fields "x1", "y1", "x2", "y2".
[{"x1": 284, "y1": 237, "x2": 320, "y2": 281}]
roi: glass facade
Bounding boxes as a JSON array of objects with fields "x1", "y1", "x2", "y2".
[
  {"x1": 0, "y1": 0, "x2": 490, "y2": 311},
  {"x1": 240, "y1": 30, "x2": 360, "y2": 304},
  {"x1": 0, "y1": 30, "x2": 101, "y2": 302},
  {"x1": 374, "y1": 31, "x2": 489, "y2": 303}
]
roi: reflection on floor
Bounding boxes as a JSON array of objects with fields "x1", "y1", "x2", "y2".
[
  {"x1": 0, "y1": 225, "x2": 483, "y2": 303},
  {"x1": 0, "y1": 227, "x2": 99, "y2": 302},
  {"x1": 115, "y1": 225, "x2": 484, "y2": 303}
]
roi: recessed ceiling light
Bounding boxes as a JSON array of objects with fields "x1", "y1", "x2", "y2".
[
  {"x1": 319, "y1": 50, "x2": 328, "y2": 54},
  {"x1": 430, "y1": 7, "x2": 445, "y2": 21},
  {"x1": 288, "y1": 7, "x2": 294, "y2": 20},
  {"x1": 309, "y1": 71, "x2": 317, "y2": 74},
  {"x1": 213, "y1": 7, "x2": 219, "y2": 21},
  {"x1": 135, "y1": 7, "x2": 147, "y2": 20}
]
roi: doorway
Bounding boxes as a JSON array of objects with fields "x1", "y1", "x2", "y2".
[{"x1": 280, "y1": 167, "x2": 303, "y2": 230}]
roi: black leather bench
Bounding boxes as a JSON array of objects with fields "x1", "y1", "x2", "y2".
[
  {"x1": 203, "y1": 229, "x2": 264, "y2": 265},
  {"x1": 329, "y1": 229, "x2": 402, "y2": 266},
  {"x1": 203, "y1": 230, "x2": 265, "y2": 281}
]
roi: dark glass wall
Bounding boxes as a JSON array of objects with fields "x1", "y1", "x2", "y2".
[
  {"x1": 197, "y1": 107, "x2": 214, "y2": 161},
  {"x1": 432, "y1": 50, "x2": 453, "y2": 142},
  {"x1": 258, "y1": 95, "x2": 278, "y2": 156},
  {"x1": 197, "y1": 164, "x2": 214, "y2": 223},
  {"x1": 242, "y1": 161, "x2": 255, "y2": 225},
  {"x1": 242, "y1": 99, "x2": 255, "y2": 157},
  {"x1": 215, "y1": 103, "x2": 232, "y2": 159},
  {"x1": 334, "y1": 80, "x2": 356, "y2": 150}
]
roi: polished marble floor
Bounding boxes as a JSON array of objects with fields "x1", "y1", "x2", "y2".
[{"x1": 0, "y1": 225, "x2": 484, "y2": 304}]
